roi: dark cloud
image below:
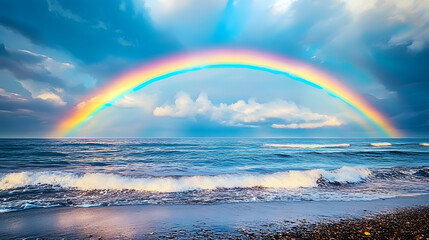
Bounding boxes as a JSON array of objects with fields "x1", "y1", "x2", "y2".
[
  {"x1": 0, "y1": 93, "x2": 65, "y2": 137},
  {"x1": 0, "y1": 0, "x2": 179, "y2": 65},
  {"x1": 0, "y1": 94, "x2": 60, "y2": 114},
  {"x1": 0, "y1": 43, "x2": 65, "y2": 88},
  {"x1": 363, "y1": 46, "x2": 429, "y2": 134}
]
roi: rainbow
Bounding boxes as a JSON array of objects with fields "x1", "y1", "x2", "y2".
[{"x1": 52, "y1": 49, "x2": 401, "y2": 137}]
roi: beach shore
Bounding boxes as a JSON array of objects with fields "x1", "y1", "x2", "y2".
[
  {"x1": 240, "y1": 206, "x2": 429, "y2": 239},
  {"x1": 1, "y1": 194, "x2": 428, "y2": 239}
]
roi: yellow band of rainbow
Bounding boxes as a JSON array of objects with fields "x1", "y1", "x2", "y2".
[{"x1": 52, "y1": 49, "x2": 401, "y2": 137}]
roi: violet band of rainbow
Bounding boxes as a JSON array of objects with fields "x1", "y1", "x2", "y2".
[{"x1": 52, "y1": 49, "x2": 401, "y2": 137}]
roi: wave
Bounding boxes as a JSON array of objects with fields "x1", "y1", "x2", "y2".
[
  {"x1": 263, "y1": 144, "x2": 350, "y2": 149},
  {"x1": 370, "y1": 142, "x2": 391, "y2": 147},
  {"x1": 33, "y1": 151, "x2": 68, "y2": 157},
  {"x1": 59, "y1": 142, "x2": 115, "y2": 147},
  {"x1": 0, "y1": 166, "x2": 371, "y2": 192},
  {"x1": 0, "y1": 207, "x2": 13, "y2": 213},
  {"x1": 274, "y1": 153, "x2": 292, "y2": 158},
  {"x1": 420, "y1": 143, "x2": 429, "y2": 147}
]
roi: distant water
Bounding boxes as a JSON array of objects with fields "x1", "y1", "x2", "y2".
[{"x1": 0, "y1": 138, "x2": 428, "y2": 212}]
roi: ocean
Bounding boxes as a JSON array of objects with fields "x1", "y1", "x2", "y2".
[{"x1": 0, "y1": 138, "x2": 428, "y2": 213}]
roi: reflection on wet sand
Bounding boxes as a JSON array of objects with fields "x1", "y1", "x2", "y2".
[{"x1": 1, "y1": 195, "x2": 428, "y2": 239}]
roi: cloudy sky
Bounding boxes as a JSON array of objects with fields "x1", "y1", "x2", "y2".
[{"x1": 0, "y1": 0, "x2": 428, "y2": 137}]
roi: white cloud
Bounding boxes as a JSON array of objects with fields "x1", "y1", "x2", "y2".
[
  {"x1": 17, "y1": 80, "x2": 66, "y2": 107},
  {"x1": 3, "y1": 48, "x2": 74, "y2": 106},
  {"x1": 388, "y1": 25, "x2": 429, "y2": 52},
  {"x1": 269, "y1": 0, "x2": 298, "y2": 16},
  {"x1": 117, "y1": 37, "x2": 134, "y2": 47},
  {"x1": 153, "y1": 93, "x2": 342, "y2": 129},
  {"x1": 272, "y1": 118, "x2": 341, "y2": 129},
  {"x1": 342, "y1": 0, "x2": 378, "y2": 19},
  {"x1": 247, "y1": 0, "x2": 429, "y2": 53},
  {"x1": 0, "y1": 88, "x2": 26, "y2": 101},
  {"x1": 342, "y1": 0, "x2": 429, "y2": 52},
  {"x1": 47, "y1": 0, "x2": 85, "y2": 22},
  {"x1": 36, "y1": 92, "x2": 66, "y2": 106},
  {"x1": 340, "y1": 0, "x2": 429, "y2": 23},
  {"x1": 113, "y1": 93, "x2": 158, "y2": 113},
  {"x1": 18, "y1": 49, "x2": 74, "y2": 73}
]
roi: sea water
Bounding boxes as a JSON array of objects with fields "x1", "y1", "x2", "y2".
[{"x1": 0, "y1": 138, "x2": 428, "y2": 212}]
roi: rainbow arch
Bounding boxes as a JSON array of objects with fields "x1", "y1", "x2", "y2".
[{"x1": 52, "y1": 49, "x2": 401, "y2": 137}]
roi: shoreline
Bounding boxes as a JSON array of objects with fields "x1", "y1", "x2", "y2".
[
  {"x1": 1, "y1": 194, "x2": 428, "y2": 239},
  {"x1": 216, "y1": 206, "x2": 429, "y2": 239}
]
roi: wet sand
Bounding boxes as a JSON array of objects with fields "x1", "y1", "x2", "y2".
[
  {"x1": 0, "y1": 195, "x2": 428, "y2": 239},
  {"x1": 237, "y1": 206, "x2": 429, "y2": 239}
]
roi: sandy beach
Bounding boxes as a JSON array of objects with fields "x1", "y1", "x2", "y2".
[{"x1": 1, "y1": 194, "x2": 428, "y2": 239}]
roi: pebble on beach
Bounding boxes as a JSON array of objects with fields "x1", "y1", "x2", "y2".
[{"x1": 154, "y1": 206, "x2": 429, "y2": 239}]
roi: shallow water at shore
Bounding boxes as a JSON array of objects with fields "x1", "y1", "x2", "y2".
[{"x1": 1, "y1": 195, "x2": 428, "y2": 239}]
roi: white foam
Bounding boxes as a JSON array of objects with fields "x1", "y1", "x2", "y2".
[
  {"x1": 322, "y1": 166, "x2": 372, "y2": 183},
  {"x1": 263, "y1": 144, "x2": 350, "y2": 149},
  {"x1": 22, "y1": 203, "x2": 41, "y2": 210},
  {"x1": 0, "y1": 207, "x2": 11, "y2": 213},
  {"x1": 370, "y1": 142, "x2": 392, "y2": 147},
  {"x1": 76, "y1": 203, "x2": 103, "y2": 208},
  {"x1": 419, "y1": 143, "x2": 429, "y2": 147},
  {"x1": 0, "y1": 167, "x2": 371, "y2": 192},
  {"x1": 397, "y1": 193, "x2": 428, "y2": 198}
]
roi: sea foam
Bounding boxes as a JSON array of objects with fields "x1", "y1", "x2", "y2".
[
  {"x1": 263, "y1": 144, "x2": 350, "y2": 149},
  {"x1": 419, "y1": 143, "x2": 429, "y2": 147},
  {"x1": 0, "y1": 167, "x2": 371, "y2": 192},
  {"x1": 370, "y1": 142, "x2": 392, "y2": 147}
]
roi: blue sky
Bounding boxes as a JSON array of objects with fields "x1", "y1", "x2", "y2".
[{"x1": 0, "y1": 0, "x2": 428, "y2": 137}]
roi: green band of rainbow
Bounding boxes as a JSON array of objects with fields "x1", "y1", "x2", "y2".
[{"x1": 52, "y1": 49, "x2": 401, "y2": 137}]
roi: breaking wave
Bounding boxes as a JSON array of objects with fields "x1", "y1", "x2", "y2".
[
  {"x1": 0, "y1": 166, "x2": 371, "y2": 192},
  {"x1": 263, "y1": 144, "x2": 350, "y2": 149},
  {"x1": 420, "y1": 143, "x2": 429, "y2": 147},
  {"x1": 370, "y1": 142, "x2": 392, "y2": 147}
]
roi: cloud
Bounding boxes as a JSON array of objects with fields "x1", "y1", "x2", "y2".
[
  {"x1": 47, "y1": 0, "x2": 85, "y2": 22},
  {"x1": 388, "y1": 25, "x2": 429, "y2": 52},
  {"x1": 0, "y1": 0, "x2": 427, "y2": 136},
  {"x1": 113, "y1": 93, "x2": 157, "y2": 112},
  {"x1": 272, "y1": 118, "x2": 341, "y2": 129},
  {"x1": 0, "y1": 43, "x2": 76, "y2": 109},
  {"x1": 0, "y1": 88, "x2": 26, "y2": 101},
  {"x1": 0, "y1": 0, "x2": 179, "y2": 64},
  {"x1": 0, "y1": 43, "x2": 71, "y2": 88},
  {"x1": 335, "y1": 0, "x2": 429, "y2": 54},
  {"x1": 0, "y1": 88, "x2": 65, "y2": 113},
  {"x1": 153, "y1": 93, "x2": 342, "y2": 129},
  {"x1": 36, "y1": 92, "x2": 66, "y2": 106},
  {"x1": 360, "y1": 0, "x2": 429, "y2": 52},
  {"x1": 270, "y1": 0, "x2": 298, "y2": 15},
  {"x1": 0, "y1": 88, "x2": 66, "y2": 137}
]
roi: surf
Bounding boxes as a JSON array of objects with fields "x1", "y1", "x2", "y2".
[
  {"x1": 370, "y1": 142, "x2": 392, "y2": 147},
  {"x1": 263, "y1": 143, "x2": 350, "y2": 149},
  {"x1": 0, "y1": 166, "x2": 371, "y2": 192}
]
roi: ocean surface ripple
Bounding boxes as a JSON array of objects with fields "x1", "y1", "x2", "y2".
[{"x1": 0, "y1": 138, "x2": 428, "y2": 212}]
